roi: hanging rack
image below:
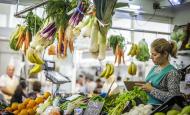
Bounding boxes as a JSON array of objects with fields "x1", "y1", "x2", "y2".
[{"x1": 14, "y1": 0, "x2": 48, "y2": 18}]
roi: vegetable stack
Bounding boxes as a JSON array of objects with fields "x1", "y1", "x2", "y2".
[
  {"x1": 59, "y1": 96, "x2": 88, "y2": 114},
  {"x1": 108, "y1": 87, "x2": 148, "y2": 115}
]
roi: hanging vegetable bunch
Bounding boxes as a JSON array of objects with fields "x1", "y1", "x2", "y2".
[
  {"x1": 9, "y1": 25, "x2": 27, "y2": 52},
  {"x1": 26, "y1": 22, "x2": 55, "y2": 75},
  {"x1": 60, "y1": 0, "x2": 89, "y2": 58},
  {"x1": 71, "y1": 1, "x2": 94, "y2": 38},
  {"x1": 26, "y1": 0, "x2": 76, "y2": 75},
  {"x1": 74, "y1": 0, "x2": 118, "y2": 60},
  {"x1": 45, "y1": 0, "x2": 79, "y2": 58},
  {"x1": 92, "y1": 0, "x2": 118, "y2": 60},
  {"x1": 69, "y1": 0, "x2": 89, "y2": 27},
  {"x1": 72, "y1": 0, "x2": 118, "y2": 60},
  {"x1": 25, "y1": 11, "x2": 43, "y2": 36},
  {"x1": 109, "y1": 35, "x2": 125, "y2": 65},
  {"x1": 136, "y1": 39, "x2": 150, "y2": 62},
  {"x1": 9, "y1": 11, "x2": 43, "y2": 54},
  {"x1": 73, "y1": 10, "x2": 96, "y2": 38},
  {"x1": 46, "y1": 0, "x2": 70, "y2": 58},
  {"x1": 24, "y1": 11, "x2": 43, "y2": 54}
]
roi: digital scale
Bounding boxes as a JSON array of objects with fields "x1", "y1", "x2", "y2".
[{"x1": 43, "y1": 60, "x2": 71, "y2": 96}]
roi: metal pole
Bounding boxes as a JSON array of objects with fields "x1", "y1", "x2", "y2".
[
  {"x1": 111, "y1": 27, "x2": 171, "y2": 35},
  {"x1": 131, "y1": 14, "x2": 135, "y2": 43},
  {"x1": 16, "y1": 0, "x2": 20, "y2": 14},
  {"x1": 14, "y1": 0, "x2": 48, "y2": 18},
  {"x1": 116, "y1": 9, "x2": 174, "y2": 19}
]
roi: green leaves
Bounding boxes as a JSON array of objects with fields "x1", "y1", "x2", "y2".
[
  {"x1": 108, "y1": 87, "x2": 148, "y2": 115},
  {"x1": 109, "y1": 35, "x2": 125, "y2": 53},
  {"x1": 25, "y1": 11, "x2": 43, "y2": 36},
  {"x1": 45, "y1": 0, "x2": 77, "y2": 28}
]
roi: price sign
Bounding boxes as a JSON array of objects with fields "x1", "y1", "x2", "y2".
[{"x1": 84, "y1": 101, "x2": 104, "y2": 115}]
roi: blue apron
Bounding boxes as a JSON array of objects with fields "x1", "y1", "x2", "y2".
[{"x1": 145, "y1": 64, "x2": 174, "y2": 105}]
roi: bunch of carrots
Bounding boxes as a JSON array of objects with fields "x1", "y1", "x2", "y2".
[
  {"x1": 21, "y1": 28, "x2": 31, "y2": 54},
  {"x1": 109, "y1": 35, "x2": 125, "y2": 65},
  {"x1": 57, "y1": 25, "x2": 74, "y2": 58},
  {"x1": 9, "y1": 25, "x2": 31, "y2": 54},
  {"x1": 114, "y1": 44, "x2": 125, "y2": 65}
]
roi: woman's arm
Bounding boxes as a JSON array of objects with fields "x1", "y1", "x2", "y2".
[{"x1": 150, "y1": 70, "x2": 181, "y2": 101}]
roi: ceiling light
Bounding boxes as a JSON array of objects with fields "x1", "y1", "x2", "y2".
[
  {"x1": 168, "y1": 0, "x2": 183, "y2": 6},
  {"x1": 129, "y1": 4, "x2": 141, "y2": 10}
]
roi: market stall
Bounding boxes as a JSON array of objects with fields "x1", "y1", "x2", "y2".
[{"x1": 0, "y1": 0, "x2": 190, "y2": 115}]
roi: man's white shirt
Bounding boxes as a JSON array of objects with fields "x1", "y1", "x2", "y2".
[{"x1": 0, "y1": 74, "x2": 19, "y2": 100}]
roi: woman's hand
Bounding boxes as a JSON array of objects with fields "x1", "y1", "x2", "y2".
[{"x1": 135, "y1": 83, "x2": 153, "y2": 92}]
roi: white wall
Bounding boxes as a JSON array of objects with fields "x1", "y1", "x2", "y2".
[
  {"x1": 173, "y1": 5, "x2": 190, "y2": 25},
  {"x1": 0, "y1": 39, "x2": 22, "y2": 75},
  {"x1": 119, "y1": 0, "x2": 175, "y2": 18}
]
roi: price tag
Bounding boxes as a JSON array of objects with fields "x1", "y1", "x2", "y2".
[{"x1": 84, "y1": 101, "x2": 104, "y2": 115}]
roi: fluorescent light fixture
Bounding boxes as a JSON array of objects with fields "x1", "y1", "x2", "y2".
[
  {"x1": 168, "y1": 0, "x2": 183, "y2": 6},
  {"x1": 129, "y1": 4, "x2": 141, "y2": 10},
  {"x1": 116, "y1": 4, "x2": 141, "y2": 11},
  {"x1": 116, "y1": 4, "x2": 144, "y2": 14}
]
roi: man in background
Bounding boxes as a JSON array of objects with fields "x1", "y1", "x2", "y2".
[
  {"x1": 28, "y1": 81, "x2": 42, "y2": 99},
  {"x1": 94, "y1": 79, "x2": 103, "y2": 94},
  {"x1": 116, "y1": 76, "x2": 125, "y2": 91},
  {"x1": 0, "y1": 65, "x2": 19, "y2": 103}
]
